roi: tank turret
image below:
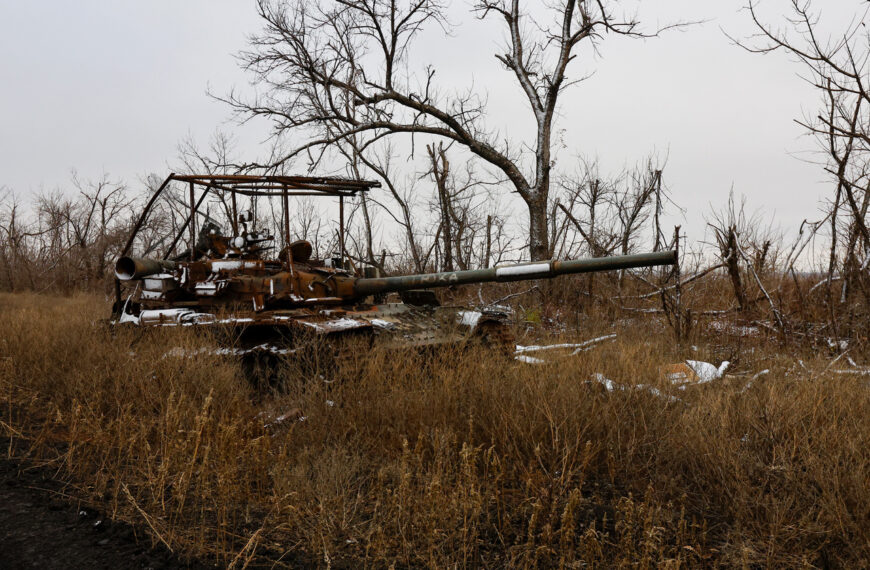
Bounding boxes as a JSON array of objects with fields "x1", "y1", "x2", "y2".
[{"x1": 115, "y1": 250, "x2": 676, "y2": 308}]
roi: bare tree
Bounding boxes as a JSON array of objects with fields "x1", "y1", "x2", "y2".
[
  {"x1": 707, "y1": 191, "x2": 781, "y2": 323},
  {"x1": 614, "y1": 166, "x2": 658, "y2": 257},
  {"x1": 357, "y1": 141, "x2": 432, "y2": 272},
  {"x1": 0, "y1": 189, "x2": 37, "y2": 291},
  {"x1": 66, "y1": 174, "x2": 133, "y2": 288},
  {"x1": 0, "y1": 175, "x2": 137, "y2": 293},
  {"x1": 425, "y1": 142, "x2": 496, "y2": 271},
  {"x1": 741, "y1": 0, "x2": 870, "y2": 333},
  {"x1": 223, "y1": 0, "x2": 682, "y2": 260},
  {"x1": 558, "y1": 164, "x2": 618, "y2": 258},
  {"x1": 428, "y1": 143, "x2": 455, "y2": 272},
  {"x1": 177, "y1": 131, "x2": 242, "y2": 229}
]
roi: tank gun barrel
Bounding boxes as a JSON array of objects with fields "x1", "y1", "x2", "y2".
[
  {"x1": 353, "y1": 250, "x2": 676, "y2": 297},
  {"x1": 115, "y1": 256, "x2": 178, "y2": 280}
]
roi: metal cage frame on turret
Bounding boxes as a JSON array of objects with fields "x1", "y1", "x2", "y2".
[{"x1": 114, "y1": 174, "x2": 381, "y2": 312}]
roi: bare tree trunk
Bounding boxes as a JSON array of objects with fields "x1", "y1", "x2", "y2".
[
  {"x1": 528, "y1": 193, "x2": 549, "y2": 262},
  {"x1": 428, "y1": 143, "x2": 454, "y2": 271},
  {"x1": 724, "y1": 227, "x2": 747, "y2": 311},
  {"x1": 484, "y1": 215, "x2": 492, "y2": 269},
  {"x1": 653, "y1": 170, "x2": 664, "y2": 251}
]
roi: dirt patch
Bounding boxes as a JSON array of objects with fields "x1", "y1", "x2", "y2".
[{"x1": 0, "y1": 457, "x2": 211, "y2": 569}]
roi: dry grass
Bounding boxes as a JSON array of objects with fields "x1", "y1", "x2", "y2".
[{"x1": 1, "y1": 292, "x2": 869, "y2": 568}]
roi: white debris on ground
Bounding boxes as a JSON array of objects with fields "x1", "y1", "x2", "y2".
[
  {"x1": 826, "y1": 338, "x2": 849, "y2": 351},
  {"x1": 662, "y1": 360, "x2": 729, "y2": 386},
  {"x1": 515, "y1": 355, "x2": 547, "y2": 365},
  {"x1": 515, "y1": 334, "x2": 616, "y2": 355},
  {"x1": 663, "y1": 367, "x2": 693, "y2": 385},
  {"x1": 685, "y1": 360, "x2": 730, "y2": 383},
  {"x1": 636, "y1": 384, "x2": 682, "y2": 403},
  {"x1": 752, "y1": 369, "x2": 770, "y2": 380},
  {"x1": 833, "y1": 357, "x2": 870, "y2": 375},
  {"x1": 162, "y1": 347, "x2": 209, "y2": 359},
  {"x1": 485, "y1": 304, "x2": 514, "y2": 315},
  {"x1": 516, "y1": 342, "x2": 589, "y2": 354},
  {"x1": 261, "y1": 408, "x2": 305, "y2": 430},
  {"x1": 738, "y1": 369, "x2": 770, "y2": 394},
  {"x1": 570, "y1": 334, "x2": 617, "y2": 354},
  {"x1": 590, "y1": 373, "x2": 617, "y2": 392},
  {"x1": 457, "y1": 310, "x2": 482, "y2": 328},
  {"x1": 833, "y1": 367, "x2": 870, "y2": 375},
  {"x1": 588, "y1": 373, "x2": 681, "y2": 403}
]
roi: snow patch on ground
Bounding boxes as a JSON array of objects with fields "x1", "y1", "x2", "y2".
[{"x1": 708, "y1": 321, "x2": 760, "y2": 337}]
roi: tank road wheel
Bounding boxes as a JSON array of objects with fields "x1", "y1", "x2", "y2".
[
  {"x1": 277, "y1": 329, "x2": 375, "y2": 385},
  {"x1": 326, "y1": 331, "x2": 376, "y2": 379},
  {"x1": 237, "y1": 328, "x2": 295, "y2": 390},
  {"x1": 241, "y1": 349, "x2": 283, "y2": 390},
  {"x1": 474, "y1": 321, "x2": 515, "y2": 358}
]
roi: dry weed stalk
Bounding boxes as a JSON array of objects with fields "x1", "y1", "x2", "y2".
[{"x1": 0, "y1": 292, "x2": 868, "y2": 567}]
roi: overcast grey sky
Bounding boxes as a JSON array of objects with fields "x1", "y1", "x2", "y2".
[{"x1": 0, "y1": 1, "x2": 863, "y2": 245}]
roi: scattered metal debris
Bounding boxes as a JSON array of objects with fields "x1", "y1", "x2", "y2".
[
  {"x1": 515, "y1": 334, "x2": 617, "y2": 356},
  {"x1": 588, "y1": 373, "x2": 682, "y2": 403},
  {"x1": 661, "y1": 360, "x2": 730, "y2": 384}
]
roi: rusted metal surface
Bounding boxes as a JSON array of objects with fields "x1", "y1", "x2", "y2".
[
  {"x1": 115, "y1": 257, "x2": 177, "y2": 280},
  {"x1": 112, "y1": 174, "x2": 379, "y2": 311},
  {"x1": 113, "y1": 173, "x2": 675, "y2": 354}
]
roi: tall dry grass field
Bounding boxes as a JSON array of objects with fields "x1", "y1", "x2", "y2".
[{"x1": 1, "y1": 292, "x2": 869, "y2": 568}]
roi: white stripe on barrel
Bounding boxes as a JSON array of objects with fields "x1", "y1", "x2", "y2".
[{"x1": 495, "y1": 262, "x2": 550, "y2": 279}]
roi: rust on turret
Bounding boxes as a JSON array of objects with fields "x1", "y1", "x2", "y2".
[{"x1": 113, "y1": 174, "x2": 676, "y2": 353}]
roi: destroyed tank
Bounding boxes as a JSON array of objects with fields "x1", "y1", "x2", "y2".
[{"x1": 112, "y1": 174, "x2": 676, "y2": 355}]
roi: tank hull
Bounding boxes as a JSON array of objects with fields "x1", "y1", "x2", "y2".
[{"x1": 117, "y1": 301, "x2": 513, "y2": 352}]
